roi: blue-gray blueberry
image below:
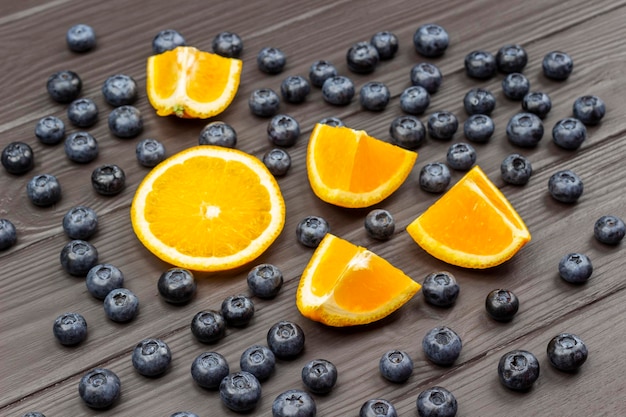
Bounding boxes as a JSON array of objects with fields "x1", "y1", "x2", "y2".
[
  {"x1": 548, "y1": 170, "x2": 583, "y2": 203},
  {"x1": 247, "y1": 263, "x2": 283, "y2": 299},
  {"x1": 379, "y1": 349, "x2": 413, "y2": 383},
  {"x1": 558, "y1": 253, "x2": 593, "y2": 284},
  {"x1": 463, "y1": 88, "x2": 496, "y2": 115},
  {"x1": 416, "y1": 386, "x2": 458, "y2": 417},
  {"x1": 506, "y1": 112, "x2": 544, "y2": 147},
  {"x1": 464, "y1": 50, "x2": 497, "y2": 79},
  {"x1": 389, "y1": 115, "x2": 425, "y2": 150},
  {"x1": 413, "y1": 24, "x2": 449, "y2": 57},
  {"x1": 268, "y1": 114, "x2": 300, "y2": 147},
  {"x1": 66, "y1": 24, "x2": 96, "y2": 52},
  {"x1": 132, "y1": 338, "x2": 171, "y2": 377},
  {"x1": 240, "y1": 344, "x2": 276, "y2": 381},
  {"x1": 136, "y1": 138, "x2": 166, "y2": 167},
  {"x1": 364, "y1": 209, "x2": 395, "y2": 241},
  {"x1": 485, "y1": 289, "x2": 519, "y2": 321},
  {"x1": 78, "y1": 368, "x2": 120, "y2": 409},
  {"x1": 547, "y1": 333, "x2": 588, "y2": 371},
  {"x1": 371, "y1": 31, "x2": 399, "y2": 60},
  {"x1": 267, "y1": 320, "x2": 305, "y2": 359},
  {"x1": 2, "y1": 142, "x2": 34, "y2": 175},
  {"x1": 53, "y1": 312, "x2": 87, "y2": 346},
  {"x1": 498, "y1": 350, "x2": 540, "y2": 391},
  {"x1": 67, "y1": 98, "x2": 98, "y2": 128},
  {"x1": 263, "y1": 148, "x2": 291, "y2": 177},
  {"x1": 60, "y1": 239, "x2": 98, "y2": 276},
  {"x1": 91, "y1": 164, "x2": 125, "y2": 195},
  {"x1": 152, "y1": 29, "x2": 185, "y2": 54},
  {"x1": 496, "y1": 44, "x2": 528, "y2": 73},
  {"x1": 64, "y1": 132, "x2": 98, "y2": 163},
  {"x1": 257, "y1": 47, "x2": 286, "y2": 74},
  {"x1": 191, "y1": 351, "x2": 229, "y2": 389},
  {"x1": 422, "y1": 326, "x2": 462, "y2": 366},
  {"x1": 594, "y1": 215, "x2": 625, "y2": 245},
  {"x1": 573, "y1": 95, "x2": 605, "y2": 125},
  {"x1": 108, "y1": 105, "x2": 143, "y2": 138},
  {"x1": 103, "y1": 288, "x2": 139, "y2": 323},
  {"x1": 199, "y1": 121, "x2": 237, "y2": 148},
  {"x1": 86, "y1": 263, "x2": 124, "y2": 300},
  {"x1": 410, "y1": 63, "x2": 442, "y2": 94},
  {"x1": 360, "y1": 81, "x2": 390, "y2": 111},
  {"x1": 102, "y1": 74, "x2": 138, "y2": 107},
  {"x1": 346, "y1": 41, "x2": 379, "y2": 74},
  {"x1": 522, "y1": 91, "x2": 552, "y2": 119},
  {"x1": 63, "y1": 206, "x2": 98, "y2": 239},
  {"x1": 309, "y1": 60, "x2": 338, "y2": 88},
  {"x1": 502, "y1": 73, "x2": 530, "y2": 100},
  {"x1": 190, "y1": 310, "x2": 226, "y2": 343},
  {"x1": 296, "y1": 216, "x2": 329, "y2": 248},
  {"x1": 281, "y1": 75, "x2": 311, "y2": 104},
  {"x1": 249, "y1": 88, "x2": 280, "y2": 117},
  {"x1": 542, "y1": 51, "x2": 573, "y2": 80},
  {"x1": 446, "y1": 142, "x2": 476, "y2": 171},
  {"x1": 301, "y1": 358, "x2": 338, "y2": 394},
  {"x1": 552, "y1": 118, "x2": 587, "y2": 150},
  {"x1": 35, "y1": 116, "x2": 65, "y2": 145},
  {"x1": 272, "y1": 389, "x2": 317, "y2": 417},
  {"x1": 419, "y1": 162, "x2": 451, "y2": 193},
  {"x1": 212, "y1": 31, "x2": 243, "y2": 58},
  {"x1": 422, "y1": 271, "x2": 459, "y2": 307},
  {"x1": 47, "y1": 70, "x2": 82, "y2": 103},
  {"x1": 219, "y1": 371, "x2": 262, "y2": 412},
  {"x1": 322, "y1": 75, "x2": 355, "y2": 106},
  {"x1": 501, "y1": 154, "x2": 532, "y2": 185},
  {"x1": 464, "y1": 114, "x2": 495, "y2": 143},
  {"x1": 359, "y1": 399, "x2": 398, "y2": 417},
  {"x1": 0, "y1": 219, "x2": 17, "y2": 250},
  {"x1": 399, "y1": 85, "x2": 430, "y2": 115},
  {"x1": 158, "y1": 268, "x2": 196, "y2": 304}
]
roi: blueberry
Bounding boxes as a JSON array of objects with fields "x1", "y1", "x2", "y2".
[
  {"x1": 103, "y1": 288, "x2": 139, "y2": 323},
  {"x1": 219, "y1": 371, "x2": 262, "y2": 412},
  {"x1": 371, "y1": 31, "x2": 399, "y2": 60},
  {"x1": 2, "y1": 142, "x2": 34, "y2": 175},
  {"x1": 191, "y1": 351, "x2": 229, "y2": 389},
  {"x1": 416, "y1": 386, "x2": 458, "y2": 417},
  {"x1": 35, "y1": 116, "x2": 65, "y2": 145},
  {"x1": 301, "y1": 358, "x2": 337, "y2": 394},
  {"x1": 240, "y1": 344, "x2": 276, "y2": 381},
  {"x1": 547, "y1": 333, "x2": 588, "y2": 371},
  {"x1": 446, "y1": 142, "x2": 476, "y2": 171},
  {"x1": 67, "y1": 98, "x2": 98, "y2": 128},
  {"x1": 212, "y1": 31, "x2": 243, "y2": 58},
  {"x1": 47, "y1": 70, "x2": 82, "y2": 103},
  {"x1": 27, "y1": 174, "x2": 61, "y2": 206},
  {"x1": 308, "y1": 60, "x2": 338, "y2": 88},
  {"x1": 21, "y1": 413, "x2": 46, "y2": 417},
  {"x1": 419, "y1": 162, "x2": 451, "y2": 193},
  {"x1": 400, "y1": 86, "x2": 430, "y2": 115},
  {"x1": 422, "y1": 326, "x2": 462, "y2": 366},
  {"x1": 410, "y1": 63, "x2": 443, "y2": 94},
  {"x1": 364, "y1": 209, "x2": 395, "y2": 241},
  {"x1": 379, "y1": 349, "x2": 413, "y2": 383},
  {"x1": 319, "y1": 116, "x2": 344, "y2": 127},
  {"x1": 158, "y1": 268, "x2": 196, "y2": 304},
  {"x1": 296, "y1": 216, "x2": 330, "y2": 248},
  {"x1": 548, "y1": 170, "x2": 583, "y2": 203},
  {"x1": 152, "y1": 29, "x2": 185, "y2": 54},
  {"x1": 464, "y1": 50, "x2": 497, "y2": 79},
  {"x1": 102, "y1": 74, "x2": 138, "y2": 107},
  {"x1": 389, "y1": 115, "x2": 426, "y2": 150},
  {"x1": 272, "y1": 389, "x2": 317, "y2": 417},
  {"x1": 136, "y1": 138, "x2": 166, "y2": 167},
  {"x1": 257, "y1": 47, "x2": 287, "y2": 74},
  {"x1": 463, "y1": 88, "x2": 496, "y2": 115},
  {"x1": 498, "y1": 350, "x2": 540, "y2": 391},
  {"x1": 221, "y1": 294, "x2": 255, "y2": 327},
  {"x1": 558, "y1": 253, "x2": 593, "y2": 284},
  {"x1": 64, "y1": 132, "x2": 98, "y2": 163},
  {"x1": 170, "y1": 413, "x2": 199, "y2": 417},
  {"x1": 413, "y1": 24, "x2": 449, "y2": 57},
  {"x1": 485, "y1": 289, "x2": 519, "y2": 321},
  {"x1": 199, "y1": 121, "x2": 237, "y2": 148},
  {"x1": 268, "y1": 114, "x2": 300, "y2": 147},
  {"x1": 594, "y1": 215, "x2": 626, "y2": 245},
  {"x1": 281, "y1": 75, "x2": 311, "y2": 104},
  {"x1": 359, "y1": 399, "x2": 398, "y2": 417},
  {"x1": 60, "y1": 239, "x2": 98, "y2": 276},
  {"x1": 132, "y1": 338, "x2": 171, "y2": 377},
  {"x1": 108, "y1": 105, "x2": 143, "y2": 138},
  {"x1": 263, "y1": 148, "x2": 291, "y2": 177},
  {"x1": 267, "y1": 320, "x2": 305, "y2": 359},
  {"x1": 78, "y1": 368, "x2": 121, "y2": 409},
  {"x1": 359, "y1": 81, "x2": 390, "y2": 111},
  {"x1": 247, "y1": 263, "x2": 284, "y2": 299},
  {"x1": 249, "y1": 88, "x2": 280, "y2": 117},
  {"x1": 500, "y1": 153, "x2": 532, "y2": 185},
  {"x1": 66, "y1": 24, "x2": 96, "y2": 52},
  {"x1": 53, "y1": 312, "x2": 88, "y2": 346},
  {"x1": 322, "y1": 75, "x2": 355, "y2": 106},
  {"x1": 542, "y1": 51, "x2": 573, "y2": 80},
  {"x1": 428, "y1": 111, "x2": 458, "y2": 140},
  {"x1": 464, "y1": 114, "x2": 495, "y2": 143},
  {"x1": 0, "y1": 219, "x2": 17, "y2": 250},
  {"x1": 422, "y1": 271, "x2": 459, "y2": 307},
  {"x1": 573, "y1": 95, "x2": 605, "y2": 125},
  {"x1": 501, "y1": 73, "x2": 530, "y2": 100},
  {"x1": 347, "y1": 41, "x2": 379, "y2": 74},
  {"x1": 91, "y1": 164, "x2": 125, "y2": 195},
  {"x1": 506, "y1": 112, "x2": 544, "y2": 147},
  {"x1": 86, "y1": 263, "x2": 124, "y2": 300},
  {"x1": 522, "y1": 91, "x2": 552, "y2": 119},
  {"x1": 190, "y1": 310, "x2": 226, "y2": 343},
  {"x1": 552, "y1": 118, "x2": 587, "y2": 150},
  {"x1": 496, "y1": 44, "x2": 528, "y2": 73}
]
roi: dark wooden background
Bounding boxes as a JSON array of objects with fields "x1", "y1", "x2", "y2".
[{"x1": 1, "y1": 0, "x2": 625, "y2": 415}]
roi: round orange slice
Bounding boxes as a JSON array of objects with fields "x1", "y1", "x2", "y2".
[
  {"x1": 296, "y1": 233, "x2": 421, "y2": 326},
  {"x1": 146, "y1": 46, "x2": 242, "y2": 118},
  {"x1": 306, "y1": 123, "x2": 417, "y2": 208},
  {"x1": 130, "y1": 146, "x2": 285, "y2": 272},
  {"x1": 406, "y1": 165, "x2": 531, "y2": 269}
]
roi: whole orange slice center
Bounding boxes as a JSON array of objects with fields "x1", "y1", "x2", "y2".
[
  {"x1": 406, "y1": 165, "x2": 530, "y2": 268},
  {"x1": 130, "y1": 146, "x2": 285, "y2": 272},
  {"x1": 306, "y1": 123, "x2": 417, "y2": 208},
  {"x1": 297, "y1": 233, "x2": 421, "y2": 326}
]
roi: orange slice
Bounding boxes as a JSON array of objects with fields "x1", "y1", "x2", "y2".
[
  {"x1": 130, "y1": 146, "x2": 285, "y2": 272},
  {"x1": 296, "y1": 233, "x2": 421, "y2": 326},
  {"x1": 406, "y1": 165, "x2": 531, "y2": 269},
  {"x1": 306, "y1": 123, "x2": 417, "y2": 208},
  {"x1": 146, "y1": 46, "x2": 242, "y2": 118}
]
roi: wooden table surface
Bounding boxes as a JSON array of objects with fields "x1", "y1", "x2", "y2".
[{"x1": 2, "y1": 0, "x2": 626, "y2": 415}]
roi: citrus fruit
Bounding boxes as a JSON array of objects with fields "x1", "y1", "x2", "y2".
[
  {"x1": 130, "y1": 146, "x2": 285, "y2": 272},
  {"x1": 296, "y1": 233, "x2": 421, "y2": 326},
  {"x1": 146, "y1": 46, "x2": 242, "y2": 119},
  {"x1": 406, "y1": 165, "x2": 531, "y2": 269},
  {"x1": 306, "y1": 123, "x2": 417, "y2": 208}
]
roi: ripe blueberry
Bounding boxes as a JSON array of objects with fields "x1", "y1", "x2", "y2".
[
  {"x1": 212, "y1": 31, "x2": 243, "y2": 58},
  {"x1": 67, "y1": 98, "x2": 98, "y2": 128},
  {"x1": 136, "y1": 138, "x2": 166, "y2": 167},
  {"x1": 296, "y1": 216, "x2": 330, "y2": 248},
  {"x1": 35, "y1": 116, "x2": 65, "y2": 145},
  {"x1": 66, "y1": 24, "x2": 96, "y2": 52},
  {"x1": 91, "y1": 164, "x2": 125, "y2": 195},
  {"x1": 249, "y1": 88, "x2": 280, "y2": 117},
  {"x1": 422, "y1": 271, "x2": 459, "y2": 307},
  {"x1": 319, "y1": 116, "x2": 344, "y2": 127},
  {"x1": 364, "y1": 209, "x2": 395, "y2": 241},
  {"x1": 280, "y1": 75, "x2": 311, "y2": 104},
  {"x1": 522, "y1": 91, "x2": 552, "y2": 119},
  {"x1": 64, "y1": 132, "x2": 98, "y2": 163},
  {"x1": 371, "y1": 31, "x2": 399, "y2": 60},
  {"x1": 272, "y1": 389, "x2": 317, "y2": 417},
  {"x1": 257, "y1": 47, "x2": 287, "y2": 74},
  {"x1": 247, "y1": 263, "x2": 284, "y2": 299},
  {"x1": 413, "y1": 24, "x2": 449, "y2": 57},
  {"x1": 158, "y1": 268, "x2": 196, "y2": 304},
  {"x1": 190, "y1": 310, "x2": 226, "y2": 343},
  {"x1": 268, "y1": 114, "x2": 300, "y2": 147},
  {"x1": 60, "y1": 239, "x2": 98, "y2": 276},
  {"x1": 221, "y1": 294, "x2": 255, "y2": 327},
  {"x1": 263, "y1": 148, "x2": 291, "y2": 177},
  {"x1": 152, "y1": 29, "x2": 185, "y2": 54},
  {"x1": 108, "y1": 105, "x2": 143, "y2": 138},
  {"x1": 62, "y1": 206, "x2": 98, "y2": 240},
  {"x1": 428, "y1": 111, "x2": 458, "y2": 140},
  {"x1": 132, "y1": 338, "x2": 172, "y2": 377},
  {"x1": 547, "y1": 333, "x2": 588, "y2": 371},
  {"x1": 379, "y1": 349, "x2": 413, "y2": 383},
  {"x1": 485, "y1": 289, "x2": 519, "y2": 321},
  {"x1": 219, "y1": 371, "x2": 262, "y2": 412},
  {"x1": 347, "y1": 41, "x2": 379, "y2": 74},
  {"x1": 419, "y1": 162, "x2": 451, "y2": 193},
  {"x1": 463, "y1": 88, "x2": 496, "y2": 115},
  {"x1": 506, "y1": 112, "x2": 544, "y2": 147},
  {"x1": 422, "y1": 326, "x2": 462, "y2": 366},
  {"x1": 594, "y1": 215, "x2": 625, "y2": 245},
  {"x1": 464, "y1": 114, "x2": 495, "y2": 143},
  {"x1": 103, "y1": 288, "x2": 139, "y2": 323},
  {"x1": 389, "y1": 115, "x2": 425, "y2": 150},
  {"x1": 47, "y1": 70, "x2": 82, "y2": 103},
  {"x1": 0, "y1": 219, "x2": 17, "y2": 251},
  {"x1": 548, "y1": 170, "x2": 583, "y2": 203},
  {"x1": 558, "y1": 253, "x2": 593, "y2": 284},
  {"x1": 446, "y1": 142, "x2": 476, "y2": 171},
  {"x1": 496, "y1": 44, "x2": 528, "y2": 73},
  {"x1": 360, "y1": 81, "x2": 390, "y2": 111},
  {"x1": 301, "y1": 358, "x2": 338, "y2": 394},
  {"x1": 240, "y1": 344, "x2": 276, "y2": 381},
  {"x1": 501, "y1": 73, "x2": 530, "y2": 101},
  {"x1": 552, "y1": 118, "x2": 587, "y2": 150},
  {"x1": 416, "y1": 386, "x2": 458, "y2": 417},
  {"x1": 102, "y1": 74, "x2": 138, "y2": 107},
  {"x1": 399, "y1": 85, "x2": 430, "y2": 115},
  {"x1": 410, "y1": 63, "x2": 442, "y2": 94},
  {"x1": 359, "y1": 399, "x2": 398, "y2": 417},
  {"x1": 542, "y1": 51, "x2": 573, "y2": 80},
  {"x1": 27, "y1": 174, "x2": 62, "y2": 206},
  {"x1": 501, "y1": 154, "x2": 532, "y2": 185},
  {"x1": 199, "y1": 121, "x2": 237, "y2": 148},
  {"x1": 322, "y1": 75, "x2": 355, "y2": 106},
  {"x1": 191, "y1": 351, "x2": 229, "y2": 389},
  {"x1": 498, "y1": 350, "x2": 540, "y2": 391},
  {"x1": 86, "y1": 263, "x2": 124, "y2": 300},
  {"x1": 573, "y1": 95, "x2": 605, "y2": 125},
  {"x1": 78, "y1": 368, "x2": 121, "y2": 409},
  {"x1": 267, "y1": 320, "x2": 305, "y2": 359},
  {"x1": 53, "y1": 312, "x2": 88, "y2": 346},
  {"x1": 464, "y1": 50, "x2": 497, "y2": 79},
  {"x1": 309, "y1": 60, "x2": 338, "y2": 88},
  {"x1": 2, "y1": 142, "x2": 34, "y2": 175}
]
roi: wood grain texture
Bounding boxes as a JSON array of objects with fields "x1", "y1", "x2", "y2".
[{"x1": 1, "y1": 0, "x2": 626, "y2": 416}]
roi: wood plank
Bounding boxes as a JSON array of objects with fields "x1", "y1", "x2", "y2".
[{"x1": 2, "y1": 0, "x2": 626, "y2": 415}]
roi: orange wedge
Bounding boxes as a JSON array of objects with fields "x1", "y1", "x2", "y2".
[
  {"x1": 406, "y1": 165, "x2": 530, "y2": 269},
  {"x1": 296, "y1": 233, "x2": 421, "y2": 326},
  {"x1": 306, "y1": 123, "x2": 417, "y2": 208},
  {"x1": 146, "y1": 46, "x2": 242, "y2": 118},
  {"x1": 130, "y1": 146, "x2": 285, "y2": 272}
]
